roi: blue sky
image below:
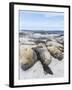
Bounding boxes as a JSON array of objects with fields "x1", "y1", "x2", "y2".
[{"x1": 20, "y1": 10, "x2": 64, "y2": 31}]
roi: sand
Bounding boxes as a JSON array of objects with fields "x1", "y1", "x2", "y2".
[
  {"x1": 19, "y1": 34, "x2": 64, "y2": 80},
  {"x1": 20, "y1": 53, "x2": 64, "y2": 80}
]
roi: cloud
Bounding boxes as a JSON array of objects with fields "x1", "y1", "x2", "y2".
[
  {"x1": 44, "y1": 12, "x2": 64, "y2": 18},
  {"x1": 20, "y1": 10, "x2": 64, "y2": 17},
  {"x1": 20, "y1": 11, "x2": 64, "y2": 31}
]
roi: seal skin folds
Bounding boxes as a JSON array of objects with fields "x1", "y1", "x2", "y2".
[{"x1": 47, "y1": 46, "x2": 63, "y2": 60}]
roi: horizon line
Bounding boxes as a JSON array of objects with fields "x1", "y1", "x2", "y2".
[{"x1": 20, "y1": 29, "x2": 64, "y2": 31}]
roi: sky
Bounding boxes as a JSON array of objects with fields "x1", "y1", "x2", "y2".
[{"x1": 19, "y1": 10, "x2": 64, "y2": 31}]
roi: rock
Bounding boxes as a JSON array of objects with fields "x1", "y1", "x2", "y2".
[
  {"x1": 20, "y1": 47, "x2": 37, "y2": 70},
  {"x1": 47, "y1": 46, "x2": 63, "y2": 60}
]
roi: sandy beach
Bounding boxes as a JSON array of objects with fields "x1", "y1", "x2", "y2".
[
  {"x1": 20, "y1": 58, "x2": 64, "y2": 79},
  {"x1": 19, "y1": 31, "x2": 64, "y2": 80}
]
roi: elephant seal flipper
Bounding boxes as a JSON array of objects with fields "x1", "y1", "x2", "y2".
[{"x1": 42, "y1": 64, "x2": 53, "y2": 75}]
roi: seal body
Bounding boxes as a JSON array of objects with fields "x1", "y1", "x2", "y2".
[
  {"x1": 47, "y1": 45, "x2": 63, "y2": 60},
  {"x1": 20, "y1": 47, "x2": 37, "y2": 70},
  {"x1": 33, "y1": 43, "x2": 53, "y2": 75},
  {"x1": 36, "y1": 48, "x2": 52, "y2": 65}
]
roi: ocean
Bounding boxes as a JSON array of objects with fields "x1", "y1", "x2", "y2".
[{"x1": 20, "y1": 30, "x2": 64, "y2": 36}]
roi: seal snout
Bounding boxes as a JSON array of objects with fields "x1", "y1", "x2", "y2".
[{"x1": 21, "y1": 63, "x2": 29, "y2": 71}]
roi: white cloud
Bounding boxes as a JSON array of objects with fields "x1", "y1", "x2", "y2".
[
  {"x1": 20, "y1": 10, "x2": 64, "y2": 17},
  {"x1": 44, "y1": 12, "x2": 64, "y2": 18}
]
